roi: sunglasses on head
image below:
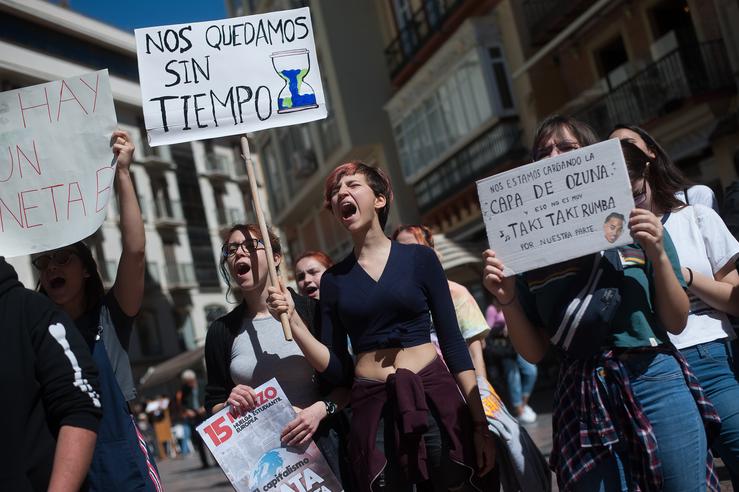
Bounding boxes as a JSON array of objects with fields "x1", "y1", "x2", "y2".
[
  {"x1": 222, "y1": 238, "x2": 265, "y2": 257},
  {"x1": 533, "y1": 140, "x2": 580, "y2": 161},
  {"x1": 32, "y1": 250, "x2": 77, "y2": 271}
]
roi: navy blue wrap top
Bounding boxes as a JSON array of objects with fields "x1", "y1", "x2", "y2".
[{"x1": 318, "y1": 242, "x2": 474, "y2": 384}]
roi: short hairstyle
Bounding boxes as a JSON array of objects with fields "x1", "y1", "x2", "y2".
[
  {"x1": 294, "y1": 250, "x2": 334, "y2": 271},
  {"x1": 391, "y1": 224, "x2": 434, "y2": 248},
  {"x1": 37, "y1": 241, "x2": 105, "y2": 312},
  {"x1": 604, "y1": 212, "x2": 625, "y2": 223},
  {"x1": 613, "y1": 123, "x2": 690, "y2": 213},
  {"x1": 323, "y1": 161, "x2": 394, "y2": 229},
  {"x1": 532, "y1": 114, "x2": 599, "y2": 161},
  {"x1": 219, "y1": 224, "x2": 281, "y2": 301}
]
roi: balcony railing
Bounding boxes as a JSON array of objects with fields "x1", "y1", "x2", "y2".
[
  {"x1": 522, "y1": 0, "x2": 597, "y2": 46},
  {"x1": 203, "y1": 153, "x2": 232, "y2": 178},
  {"x1": 575, "y1": 41, "x2": 736, "y2": 138},
  {"x1": 165, "y1": 263, "x2": 197, "y2": 290},
  {"x1": 151, "y1": 199, "x2": 185, "y2": 227},
  {"x1": 414, "y1": 118, "x2": 525, "y2": 212},
  {"x1": 384, "y1": 0, "x2": 466, "y2": 78}
]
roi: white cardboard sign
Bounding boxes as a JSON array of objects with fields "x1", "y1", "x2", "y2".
[
  {"x1": 135, "y1": 7, "x2": 327, "y2": 147},
  {"x1": 476, "y1": 139, "x2": 635, "y2": 274},
  {"x1": 0, "y1": 70, "x2": 117, "y2": 258}
]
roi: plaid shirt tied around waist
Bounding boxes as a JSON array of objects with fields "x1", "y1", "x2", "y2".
[{"x1": 550, "y1": 346, "x2": 721, "y2": 491}]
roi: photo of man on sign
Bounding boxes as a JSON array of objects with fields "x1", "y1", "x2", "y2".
[{"x1": 603, "y1": 212, "x2": 625, "y2": 244}]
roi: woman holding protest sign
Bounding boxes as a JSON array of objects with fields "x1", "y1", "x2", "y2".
[
  {"x1": 204, "y1": 225, "x2": 350, "y2": 485},
  {"x1": 482, "y1": 114, "x2": 720, "y2": 491},
  {"x1": 267, "y1": 162, "x2": 496, "y2": 492},
  {"x1": 610, "y1": 128, "x2": 739, "y2": 488},
  {"x1": 33, "y1": 130, "x2": 160, "y2": 491}
]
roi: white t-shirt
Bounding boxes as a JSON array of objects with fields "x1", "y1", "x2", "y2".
[
  {"x1": 675, "y1": 184, "x2": 718, "y2": 212},
  {"x1": 663, "y1": 204, "x2": 739, "y2": 349}
]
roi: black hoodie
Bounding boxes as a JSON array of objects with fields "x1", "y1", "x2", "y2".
[{"x1": 0, "y1": 258, "x2": 102, "y2": 491}]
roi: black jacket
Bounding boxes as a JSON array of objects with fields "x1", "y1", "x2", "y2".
[
  {"x1": 204, "y1": 288, "x2": 322, "y2": 413},
  {"x1": 0, "y1": 258, "x2": 102, "y2": 491}
]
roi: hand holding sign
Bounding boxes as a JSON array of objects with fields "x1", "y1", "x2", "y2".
[{"x1": 476, "y1": 139, "x2": 635, "y2": 274}]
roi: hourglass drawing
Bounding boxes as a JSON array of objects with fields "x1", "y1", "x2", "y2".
[{"x1": 271, "y1": 49, "x2": 319, "y2": 114}]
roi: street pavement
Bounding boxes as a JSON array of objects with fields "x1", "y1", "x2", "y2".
[{"x1": 156, "y1": 411, "x2": 734, "y2": 491}]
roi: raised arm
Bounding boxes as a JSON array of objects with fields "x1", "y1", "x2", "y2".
[
  {"x1": 111, "y1": 130, "x2": 145, "y2": 317},
  {"x1": 482, "y1": 250, "x2": 550, "y2": 363},
  {"x1": 266, "y1": 279, "x2": 352, "y2": 386},
  {"x1": 630, "y1": 209, "x2": 688, "y2": 334}
]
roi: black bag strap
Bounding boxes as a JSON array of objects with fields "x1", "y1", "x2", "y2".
[{"x1": 684, "y1": 187, "x2": 690, "y2": 205}]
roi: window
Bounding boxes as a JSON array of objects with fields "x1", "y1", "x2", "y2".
[
  {"x1": 595, "y1": 36, "x2": 629, "y2": 77},
  {"x1": 392, "y1": 50, "x2": 495, "y2": 180},
  {"x1": 489, "y1": 47, "x2": 514, "y2": 110},
  {"x1": 261, "y1": 140, "x2": 286, "y2": 214}
]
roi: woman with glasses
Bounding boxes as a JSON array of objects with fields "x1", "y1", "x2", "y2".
[
  {"x1": 610, "y1": 128, "x2": 739, "y2": 489},
  {"x1": 203, "y1": 225, "x2": 350, "y2": 485},
  {"x1": 33, "y1": 130, "x2": 156, "y2": 491},
  {"x1": 483, "y1": 115, "x2": 720, "y2": 491}
]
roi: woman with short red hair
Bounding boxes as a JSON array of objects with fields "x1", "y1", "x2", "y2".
[{"x1": 268, "y1": 161, "x2": 495, "y2": 491}]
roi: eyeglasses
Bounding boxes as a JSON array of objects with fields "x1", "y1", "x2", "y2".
[
  {"x1": 32, "y1": 250, "x2": 76, "y2": 271},
  {"x1": 222, "y1": 238, "x2": 265, "y2": 257},
  {"x1": 533, "y1": 140, "x2": 580, "y2": 161}
]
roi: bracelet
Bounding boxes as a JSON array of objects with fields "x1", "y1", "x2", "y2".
[
  {"x1": 685, "y1": 267, "x2": 694, "y2": 287},
  {"x1": 498, "y1": 292, "x2": 517, "y2": 306}
]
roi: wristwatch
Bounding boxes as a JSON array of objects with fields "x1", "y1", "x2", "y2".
[{"x1": 323, "y1": 400, "x2": 338, "y2": 416}]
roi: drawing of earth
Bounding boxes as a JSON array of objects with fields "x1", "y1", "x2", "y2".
[{"x1": 250, "y1": 449, "x2": 284, "y2": 486}]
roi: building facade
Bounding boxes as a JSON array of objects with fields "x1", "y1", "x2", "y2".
[
  {"x1": 228, "y1": 0, "x2": 421, "y2": 268},
  {"x1": 0, "y1": 0, "x2": 264, "y2": 387}
]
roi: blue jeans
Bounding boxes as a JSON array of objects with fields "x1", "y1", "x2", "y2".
[
  {"x1": 502, "y1": 354, "x2": 537, "y2": 407},
  {"x1": 681, "y1": 340, "x2": 739, "y2": 489},
  {"x1": 574, "y1": 352, "x2": 708, "y2": 492}
]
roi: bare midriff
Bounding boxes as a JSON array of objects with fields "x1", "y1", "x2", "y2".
[{"x1": 354, "y1": 343, "x2": 439, "y2": 382}]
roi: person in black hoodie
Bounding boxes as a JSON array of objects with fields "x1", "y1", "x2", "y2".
[{"x1": 0, "y1": 257, "x2": 102, "y2": 491}]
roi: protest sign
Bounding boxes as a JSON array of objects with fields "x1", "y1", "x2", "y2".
[
  {"x1": 0, "y1": 70, "x2": 117, "y2": 258},
  {"x1": 476, "y1": 138, "x2": 635, "y2": 274},
  {"x1": 197, "y1": 379, "x2": 343, "y2": 492},
  {"x1": 135, "y1": 7, "x2": 327, "y2": 146}
]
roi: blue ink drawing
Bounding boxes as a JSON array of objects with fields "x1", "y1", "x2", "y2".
[{"x1": 271, "y1": 49, "x2": 319, "y2": 114}]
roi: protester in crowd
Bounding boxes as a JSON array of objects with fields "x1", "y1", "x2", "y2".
[
  {"x1": 203, "y1": 224, "x2": 350, "y2": 483},
  {"x1": 33, "y1": 130, "x2": 160, "y2": 491},
  {"x1": 294, "y1": 251, "x2": 333, "y2": 300},
  {"x1": 485, "y1": 301, "x2": 538, "y2": 424},
  {"x1": 176, "y1": 370, "x2": 209, "y2": 468},
  {"x1": 392, "y1": 224, "x2": 489, "y2": 380},
  {"x1": 611, "y1": 124, "x2": 719, "y2": 212},
  {"x1": 1, "y1": 257, "x2": 101, "y2": 491},
  {"x1": 267, "y1": 163, "x2": 496, "y2": 491},
  {"x1": 483, "y1": 114, "x2": 720, "y2": 491},
  {"x1": 610, "y1": 134, "x2": 739, "y2": 487}
]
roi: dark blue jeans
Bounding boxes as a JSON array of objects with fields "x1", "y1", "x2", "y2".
[
  {"x1": 681, "y1": 340, "x2": 739, "y2": 489},
  {"x1": 574, "y1": 352, "x2": 708, "y2": 492}
]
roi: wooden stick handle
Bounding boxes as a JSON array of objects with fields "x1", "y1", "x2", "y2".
[{"x1": 240, "y1": 136, "x2": 293, "y2": 341}]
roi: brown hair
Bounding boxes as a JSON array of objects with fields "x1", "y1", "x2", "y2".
[
  {"x1": 391, "y1": 224, "x2": 434, "y2": 248},
  {"x1": 532, "y1": 114, "x2": 599, "y2": 161},
  {"x1": 613, "y1": 123, "x2": 691, "y2": 213},
  {"x1": 323, "y1": 161, "x2": 394, "y2": 229},
  {"x1": 219, "y1": 224, "x2": 281, "y2": 301},
  {"x1": 619, "y1": 140, "x2": 685, "y2": 213},
  {"x1": 294, "y1": 250, "x2": 334, "y2": 271}
]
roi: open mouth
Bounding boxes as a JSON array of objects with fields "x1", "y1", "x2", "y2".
[
  {"x1": 49, "y1": 276, "x2": 66, "y2": 289},
  {"x1": 340, "y1": 202, "x2": 357, "y2": 219},
  {"x1": 304, "y1": 285, "x2": 318, "y2": 296},
  {"x1": 235, "y1": 263, "x2": 251, "y2": 276}
]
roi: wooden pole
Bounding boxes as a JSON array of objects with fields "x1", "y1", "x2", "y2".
[{"x1": 240, "y1": 136, "x2": 293, "y2": 341}]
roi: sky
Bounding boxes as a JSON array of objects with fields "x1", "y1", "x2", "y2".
[{"x1": 50, "y1": 0, "x2": 229, "y2": 31}]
